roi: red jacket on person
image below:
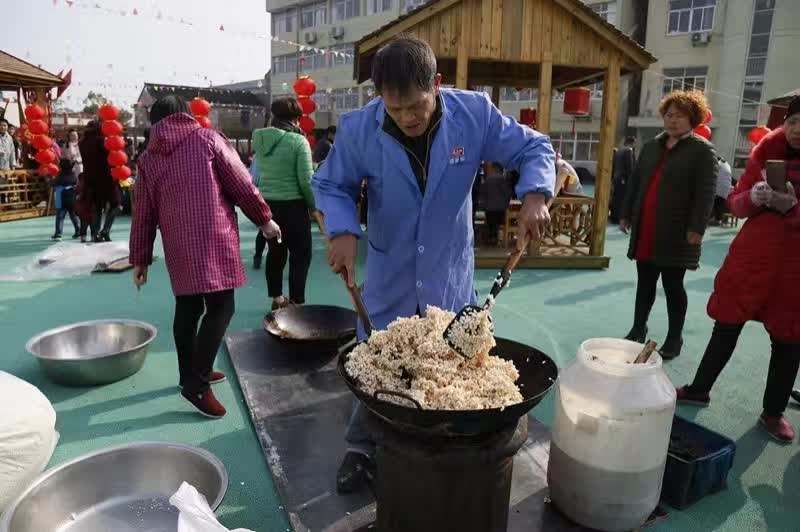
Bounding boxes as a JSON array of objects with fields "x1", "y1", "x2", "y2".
[{"x1": 707, "y1": 127, "x2": 800, "y2": 341}]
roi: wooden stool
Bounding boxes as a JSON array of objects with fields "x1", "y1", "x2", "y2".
[{"x1": 720, "y1": 213, "x2": 738, "y2": 228}]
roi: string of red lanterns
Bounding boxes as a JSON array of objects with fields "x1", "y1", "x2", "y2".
[
  {"x1": 748, "y1": 125, "x2": 770, "y2": 145},
  {"x1": 24, "y1": 105, "x2": 59, "y2": 177},
  {"x1": 692, "y1": 109, "x2": 713, "y2": 140},
  {"x1": 293, "y1": 76, "x2": 317, "y2": 149},
  {"x1": 98, "y1": 103, "x2": 132, "y2": 181},
  {"x1": 190, "y1": 97, "x2": 213, "y2": 129}
]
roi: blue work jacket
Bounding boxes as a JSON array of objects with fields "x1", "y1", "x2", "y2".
[{"x1": 312, "y1": 89, "x2": 555, "y2": 333}]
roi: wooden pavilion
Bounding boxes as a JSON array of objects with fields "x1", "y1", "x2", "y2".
[
  {"x1": 353, "y1": 0, "x2": 656, "y2": 268},
  {"x1": 0, "y1": 50, "x2": 65, "y2": 222}
]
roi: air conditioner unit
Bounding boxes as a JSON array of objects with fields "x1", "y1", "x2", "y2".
[
  {"x1": 330, "y1": 26, "x2": 345, "y2": 39},
  {"x1": 691, "y1": 32, "x2": 711, "y2": 46},
  {"x1": 304, "y1": 31, "x2": 318, "y2": 44}
]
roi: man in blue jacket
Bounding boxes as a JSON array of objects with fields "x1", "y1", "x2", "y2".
[{"x1": 312, "y1": 35, "x2": 555, "y2": 492}]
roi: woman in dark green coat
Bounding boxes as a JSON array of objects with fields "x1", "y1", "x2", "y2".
[{"x1": 620, "y1": 90, "x2": 717, "y2": 359}]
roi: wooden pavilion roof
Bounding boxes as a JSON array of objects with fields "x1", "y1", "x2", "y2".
[
  {"x1": 354, "y1": 0, "x2": 656, "y2": 89},
  {"x1": 0, "y1": 50, "x2": 64, "y2": 91}
]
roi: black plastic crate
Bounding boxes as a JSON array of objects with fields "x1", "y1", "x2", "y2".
[{"x1": 660, "y1": 415, "x2": 736, "y2": 509}]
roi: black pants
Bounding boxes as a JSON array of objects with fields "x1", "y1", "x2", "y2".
[
  {"x1": 690, "y1": 322, "x2": 800, "y2": 416},
  {"x1": 609, "y1": 181, "x2": 627, "y2": 223},
  {"x1": 711, "y1": 196, "x2": 727, "y2": 222},
  {"x1": 632, "y1": 261, "x2": 687, "y2": 341},
  {"x1": 55, "y1": 209, "x2": 79, "y2": 236},
  {"x1": 173, "y1": 289, "x2": 235, "y2": 394},
  {"x1": 254, "y1": 199, "x2": 312, "y2": 303}
]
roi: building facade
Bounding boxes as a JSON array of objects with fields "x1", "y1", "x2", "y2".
[{"x1": 628, "y1": 0, "x2": 799, "y2": 174}]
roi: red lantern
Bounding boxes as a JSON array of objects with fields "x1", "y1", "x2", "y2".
[
  {"x1": 704, "y1": 109, "x2": 713, "y2": 124},
  {"x1": 98, "y1": 104, "x2": 120, "y2": 121},
  {"x1": 24, "y1": 105, "x2": 46, "y2": 121},
  {"x1": 293, "y1": 76, "x2": 317, "y2": 97},
  {"x1": 107, "y1": 150, "x2": 129, "y2": 167},
  {"x1": 299, "y1": 116, "x2": 315, "y2": 134},
  {"x1": 298, "y1": 96, "x2": 316, "y2": 115},
  {"x1": 693, "y1": 124, "x2": 712, "y2": 140},
  {"x1": 101, "y1": 120, "x2": 124, "y2": 137},
  {"x1": 104, "y1": 136, "x2": 126, "y2": 151},
  {"x1": 748, "y1": 126, "x2": 770, "y2": 145},
  {"x1": 38, "y1": 163, "x2": 60, "y2": 177},
  {"x1": 31, "y1": 135, "x2": 53, "y2": 151},
  {"x1": 34, "y1": 149, "x2": 57, "y2": 165},
  {"x1": 111, "y1": 165, "x2": 132, "y2": 180},
  {"x1": 519, "y1": 108, "x2": 537, "y2": 128},
  {"x1": 196, "y1": 116, "x2": 213, "y2": 129},
  {"x1": 28, "y1": 120, "x2": 49, "y2": 135},
  {"x1": 563, "y1": 87, "x2": 591, "y2": 116},
  {"x1": 190, "y1": 97, "x2": 211, "y2": 116}
]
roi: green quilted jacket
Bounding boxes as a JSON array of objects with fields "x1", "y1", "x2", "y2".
[{"x1": 252, "y1": 127, "x2": 315, "y2": 209}]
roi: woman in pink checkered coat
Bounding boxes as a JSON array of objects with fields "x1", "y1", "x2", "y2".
[{"x1": 130, "y1": 95, "x2": 281, "y2": 418}]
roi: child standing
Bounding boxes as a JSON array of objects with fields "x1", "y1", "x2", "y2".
[{"x1": 51, "y1": 158, "x2": 80, "y2": 241}]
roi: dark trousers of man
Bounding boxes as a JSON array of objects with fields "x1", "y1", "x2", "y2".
[
  {"x1": 689, "y1": 322, "x2": 800, "y2": 416},
  {"x1": 711, "y1": 196, "x2": 727, "y2": 222},
  {"x1": 609, "y1": 180, "x2": 627, "y2": 223},
  {"x1": 254, "y1": 199, "x2": 312, "y2": 303},
  {"x1": 173, "y1": 290, "x2": 235, "y2": 394},
  {"x1": 485, "y1": 210, "x2": 505, "y2": 245},
  {"x1": 632, "y1": 261, "x2": 687, "y2": 342}
]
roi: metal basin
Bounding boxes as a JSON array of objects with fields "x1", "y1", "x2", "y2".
[
  {"x1": 0, "y1": 442, "x2": 228, "y2": 532},
  {"x1": 26, "y1": 320, "x2": 157, "y2": 386}
]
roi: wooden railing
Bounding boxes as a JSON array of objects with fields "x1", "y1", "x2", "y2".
[
  {"x1": 0, "y1": 170, "x2": 52, "y2": 222},
  {"x1": 502, "y1": 194, "x2": 595, "y2": 255}
]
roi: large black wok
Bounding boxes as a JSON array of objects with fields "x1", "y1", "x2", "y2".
[
  {"x1": 338, "y1": 337, "x2": 558, "y2": 437},
  {"x1": 263, "y1": 304, "x2": 356, "y2": 344}
]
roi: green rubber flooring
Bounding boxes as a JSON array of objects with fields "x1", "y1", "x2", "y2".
[{"x1": 0, "y1": 213, "x2": 797, "y2": 531}]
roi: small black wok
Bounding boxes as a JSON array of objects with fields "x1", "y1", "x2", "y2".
[
  {"x1": 338, "y1": 337, "x2": 558, "y2": 437},
  {"x1": 263, "y1": 304, "x2": 356, "y2": 345}
]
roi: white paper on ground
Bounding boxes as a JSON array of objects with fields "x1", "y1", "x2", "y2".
[
  {"x1": 0, "y1": 242, "x2": 132, "y2": 281},
  {"x1": 169, "y1": 482, "x2": 254, "y2": 532}
]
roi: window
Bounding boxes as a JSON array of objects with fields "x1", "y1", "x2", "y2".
[
  {"x1": 402, "y1": 0, "x2": 428, "y2": 14},
  {"x1": 330, "y1": 88, "x2": 359, "y2": 111},
  {"x1": 331, "y1": 44, "x2": 355, "y2": 66},
  {"x1": 301, "y1": 51, "x2": 328, "y2": 71},
  {"x1": 315, "y1": 92, "x2": 331, "y2": 111},
  {"x1": 661, "y1": 66, "x2": 708, "y2": 96},
  {"x1": 333, "y1": 0, "x2": 360, "y2": 21},
  {"x1": 301, "y1": 2, "x2": 327, "y2": 29},
  {"x1": 271, "y1": 11, "x2": 295, "y2": 34},
  {"x1": 590, "y1": 2, "x2": 617, "y2": 26},
  {"x1": 667, "y1": 0, "x2": 715, "y2": 35},
  {"x1": 550, "y1": 131, "x2": 600, "y2": 162},
  {"x1": 500, "y1": 87, "x2": 534, "y2": 102},
  {"x1": 362, "y1": 85, "x2": 377, "y2": 105},
  {"x1": 368, "y1": 0, "x2": 394, "y2": 15},
  {"x1": 272, "y1": 53, "x2": 298, "y2": 75}
]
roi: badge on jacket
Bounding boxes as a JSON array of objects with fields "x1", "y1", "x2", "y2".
[{"x1": 449, "y1": 146, "x2": 465, "y2": 165}]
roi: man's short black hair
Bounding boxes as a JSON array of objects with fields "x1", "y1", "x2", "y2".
[
  {"x1": 0, "y1": 118, "x2": 9, "y2": 126},
  {"x1": 371, "y1": 35, "x2": 437, "y2": 95},
  {"x1": 326, "y1": 125, "x2": 337, "y2": 135},
  {"x1": 624, "y1": 136, "x2": 636, "y2": 146}
]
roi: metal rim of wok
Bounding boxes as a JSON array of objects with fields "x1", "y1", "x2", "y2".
[
  {"x1": 338, "y1": 336, "x2": 558, "y2": 437},
  {"x1": 263, "y1": 304, "x2": 357, "y2": 343}
]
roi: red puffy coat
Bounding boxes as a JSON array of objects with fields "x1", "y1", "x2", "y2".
[{"x1": 707, "y1": 128, "x2": 800, "y2": 341}]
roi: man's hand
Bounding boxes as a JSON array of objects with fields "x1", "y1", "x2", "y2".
[
  {"x1": 517, "y1": 193, "x2": 550, "y2": 247},
  {"x1": 133, "y1": 265, "x2": 148, "y2": 290},
  {"x1": 328, "y1": 234, "x2": 357, "y2": 287},
  {"x1": 261, "y1": 219, "x2": 282, "y2": 242},
  {"x1": 619, "y1": 219, "x2": 631, "y2": 234},
  {"x1": 768, "y1": 182, "x2": 797, "y2": 214},
  {"x1": 687, "y1": 232, "x2": 703, "y2": 245}
]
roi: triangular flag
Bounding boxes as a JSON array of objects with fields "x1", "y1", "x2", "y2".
[
  {"x1": 132, "y1": 7, "x2": 138, "y2": 15},
  {"x1": 219, "y1": 24, "x2": 225, "y2": 31},
  {"x1": 66, "y1": 0, "x2": 73, "y2": 5}
]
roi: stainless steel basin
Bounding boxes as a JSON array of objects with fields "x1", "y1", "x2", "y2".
[
  {"x1": 26, "y1": 320, "x2": 157, "y2": 386},
  {"x1": 0, "y1": 442, "x2": 228, "y2": 532}
]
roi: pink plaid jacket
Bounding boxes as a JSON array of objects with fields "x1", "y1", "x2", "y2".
[{"x1": 130, "y1": 113, "x2": 272, "y2": 296}]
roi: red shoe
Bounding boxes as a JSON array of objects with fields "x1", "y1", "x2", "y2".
[
  {"x1": 676, "y1": 385, "x2": 711, "y2": 407},
  {"x1": 181, "y1": 389, "x2": 227, "y2": 418},
  {"x1": 208, "y1": 371, "x2": 226, "y2": 384},
  {"x1": 759, "y1": 413, "x2": 795, "y2": 444}
]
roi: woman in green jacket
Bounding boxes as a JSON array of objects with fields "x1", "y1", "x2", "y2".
[{"x1": 252, "y1": 98, "x2": 315, "y2": 310}]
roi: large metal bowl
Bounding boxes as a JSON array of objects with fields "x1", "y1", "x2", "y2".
[
  {"x1": 26, "y1": 319, "x2": 157, "y2": 386},
  {"x1": 0, "y1": 442, "x2": 228, "y2": 532}
]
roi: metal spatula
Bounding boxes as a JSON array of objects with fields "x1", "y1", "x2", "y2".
[{"x1": 444, "y1": 235, "x2": 530, "y2": 358}]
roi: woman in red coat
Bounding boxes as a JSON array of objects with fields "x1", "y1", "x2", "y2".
[{"x1": 677, "y1": 96, "x2": 800, "y2": 443}]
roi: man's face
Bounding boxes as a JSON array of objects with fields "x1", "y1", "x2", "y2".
[
  {"x1": 785, "y1": 114, "x2": 800, "y2": 149},
  {"x1": 381, "y1": 74, "x2": 441, "y2": 138},
  {"x1": 0, "y1": 122, "x2": 8, "y2": 135}
]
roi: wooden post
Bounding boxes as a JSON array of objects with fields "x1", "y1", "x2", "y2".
[
  {"x1": 537, "y1": 53, "x2": 553, "y2": 135},
  {"x1": 455, "y1": 4, "x2": 470, "y2": 89},
  {"x1": 589, "y1": 53, "x2": 621, "y2": 258}
]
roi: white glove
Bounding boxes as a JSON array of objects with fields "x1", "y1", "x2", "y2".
[
  {"x1": 750, "y1": 182, "x2": 772, "y2": 207},
  {"x1": 768, "y1": 182, "x2": 798, "y2": 214},
  {"x1": 261, "y1": 219, "x2": 282, "y2": 242}
]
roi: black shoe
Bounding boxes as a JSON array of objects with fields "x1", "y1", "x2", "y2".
[
  {"x1": 253, "y1": 256, "x2": 262, "y2": 270},
  {"x1": 790, "y1": 389, "x2": 800, "y2": 405},
  {"x1": 624, "y1": 325, "x2": 648, "y2": 343},
  {"x1": 659, "y1": 337, "x2": 684, "y2": 360},
  {"x1": 51, "y1": 234, "x2": 62, "y2": 241},
  {"x1": 71, "y1": 232, "x2": 80, "y2": 239},
  {"x1": 336, "y1": 451, "x2": 375, "y2": 494}
]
